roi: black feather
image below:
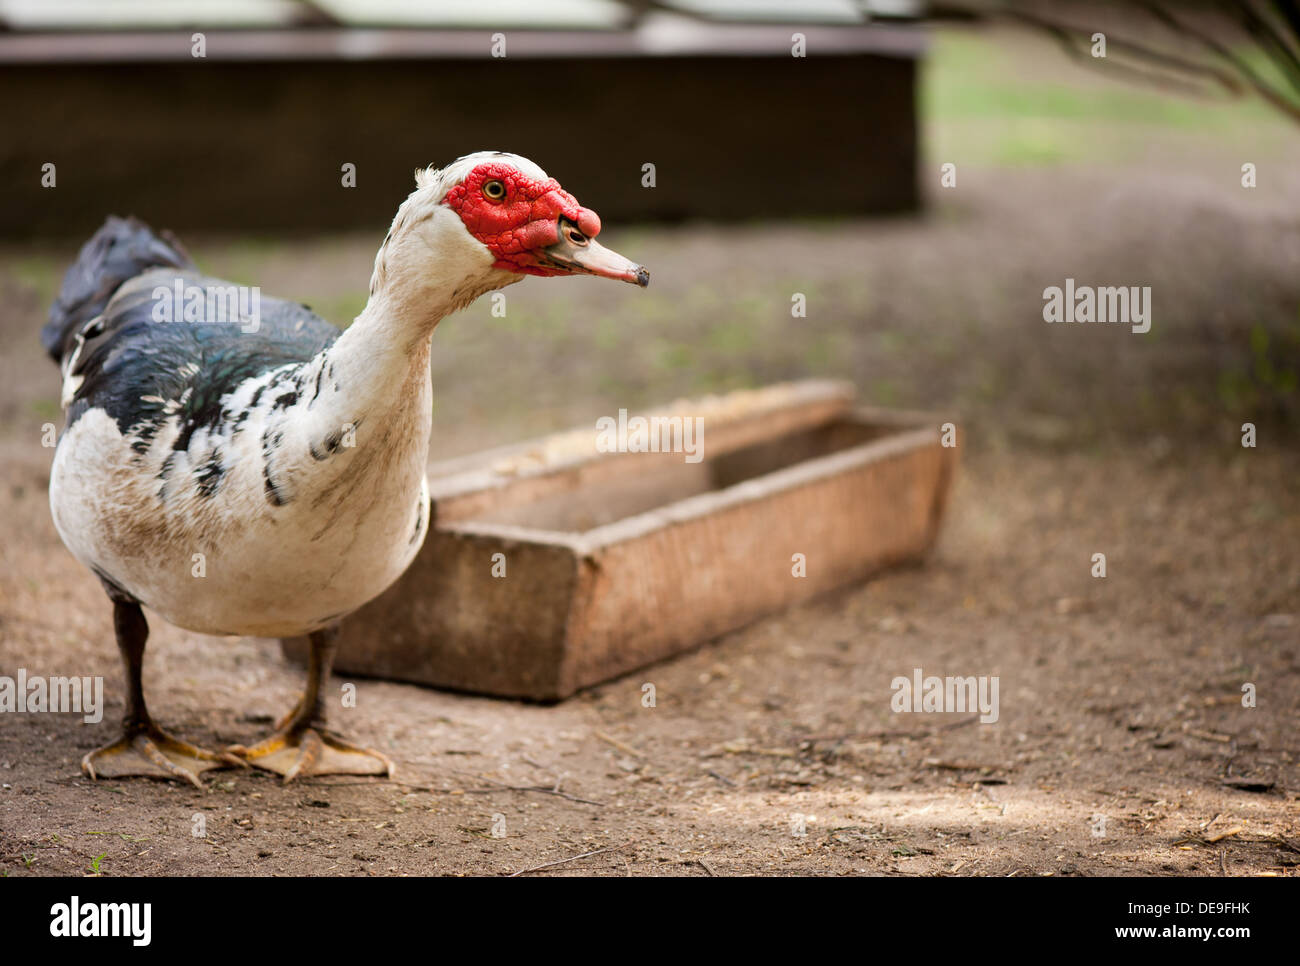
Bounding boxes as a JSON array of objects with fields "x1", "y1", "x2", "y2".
[
  {"x1": 43, "y1": 216, "x2": 194, "y2": 364},
  {"x1": 54, "y1": 219, "x2": 340, "y2": 451}
]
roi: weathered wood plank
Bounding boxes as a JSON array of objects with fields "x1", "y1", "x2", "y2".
[{"x1": 283, "y1": 383, "x2": 956, "y2": 700}]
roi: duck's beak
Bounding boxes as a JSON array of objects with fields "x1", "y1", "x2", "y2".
[{"x1": 543, "y1": 217, "x2": 649, "y2": 287}]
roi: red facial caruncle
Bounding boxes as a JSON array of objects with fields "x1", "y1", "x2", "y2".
[{"x1": 444, "y1": 162, "x2": 648, "y2": 287}]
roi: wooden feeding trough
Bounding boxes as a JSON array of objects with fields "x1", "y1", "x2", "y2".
[{"x1": 281, "y1": 381, "x2": 956, "y2": 700}]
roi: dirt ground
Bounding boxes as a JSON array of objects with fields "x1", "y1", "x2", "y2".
[{"x1": 1, "y1": 26, "x2": 1297, "y2": 876}]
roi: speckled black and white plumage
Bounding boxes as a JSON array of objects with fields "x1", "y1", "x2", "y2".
[
  {"x1": 46, "y1": 153, "x2": 641, "y2": 646},
  {"x1": 46, "y1": 215, "x2": 447, "y2": 637},
  {"x1": 44, "y1": 155, "x2": 651, "y2": 786}
]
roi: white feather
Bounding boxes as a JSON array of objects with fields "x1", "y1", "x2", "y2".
[{"x1": 50, "y1": 155, "x2": 541, "y2": 637}]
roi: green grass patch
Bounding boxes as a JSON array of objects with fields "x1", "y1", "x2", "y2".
[{"x1": 923, "y1": 30, "x2": 1291, "y2": 166}]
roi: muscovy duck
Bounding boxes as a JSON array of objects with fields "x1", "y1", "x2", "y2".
[{"x1": 43, "y1": 152, "x2": 647, "y2": 786}]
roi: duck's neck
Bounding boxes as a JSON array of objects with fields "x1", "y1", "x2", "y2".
[
  {"x1": 301, "y1": 202, "x2": 514, "y2": 458},
  {"x1": 319, "y1": 287, "x2": 440, "y2": 422}
]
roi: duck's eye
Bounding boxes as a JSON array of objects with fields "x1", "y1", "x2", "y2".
[{"x1": 482, "y1": 180, "x2": 506, "y2": 200}]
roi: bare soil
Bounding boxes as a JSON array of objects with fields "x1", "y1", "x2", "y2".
[{"x1": 1, "y1": 26, "x2": 1297, "y2": 876}]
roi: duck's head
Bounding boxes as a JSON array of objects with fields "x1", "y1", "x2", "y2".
[{"x1": 372, "y1": 151, "x2": 648, "y2": 311}]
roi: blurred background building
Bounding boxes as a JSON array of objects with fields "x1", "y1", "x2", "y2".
[
  {"x1": 0, "y1": 0, "x2": 925, "y2": 237},
  {"x1": 3, "y1": 1, "x2": 1299, "y2": 878}
]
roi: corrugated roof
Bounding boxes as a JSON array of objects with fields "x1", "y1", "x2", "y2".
[
  {"x1": 0, "y1": 0, "x2": 925, "y2": 62},
  {"x1": 0, "y1": 0, "x2": 921, "y2": 31},
  {"x1": 0, "y1": 0, "x2": 302, "y2": 29}
]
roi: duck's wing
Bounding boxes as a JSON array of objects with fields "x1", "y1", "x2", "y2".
[
  {"x1": 46, "y1": 216, "x2": 341, "y2": 450},
  {"x1": 42, "y1": 215, "x2": 194, "y2": 364},
  {"x1": 61, "y1": 269, "x2": 340, "y2": 452}
]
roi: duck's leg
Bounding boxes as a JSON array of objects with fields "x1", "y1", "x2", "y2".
[
  {"x1": 82, "y1": 598, "x2": 244, "y2": 789},
  {"x1": 226, "y1": 624, "x2": 394, "y2": 783}
]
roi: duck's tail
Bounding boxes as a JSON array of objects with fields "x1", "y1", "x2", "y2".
[{"x1": 41, "y1": 215, "x2": 194, "y2": 365}]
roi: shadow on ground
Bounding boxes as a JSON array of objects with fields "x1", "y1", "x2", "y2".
[{"x1": 0, "y1": 26, "x2": 1296, "y2": 875}]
